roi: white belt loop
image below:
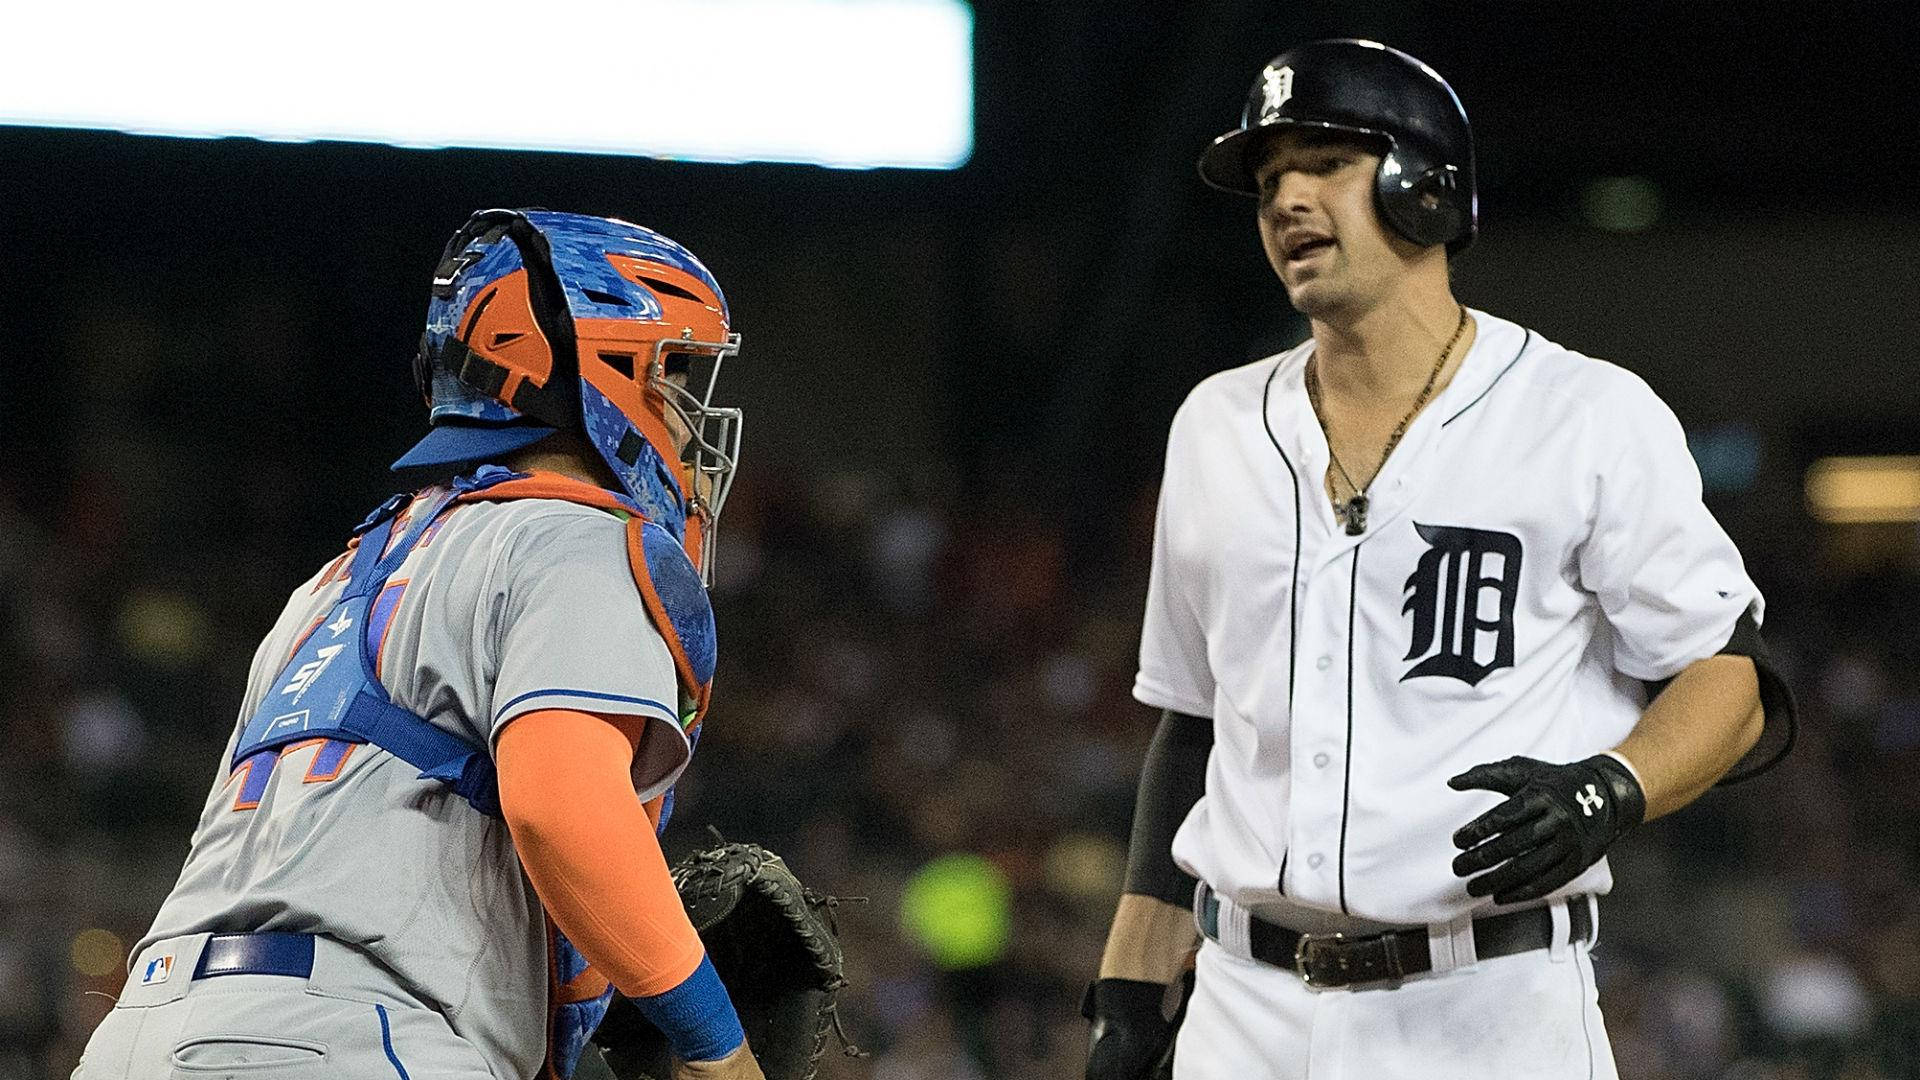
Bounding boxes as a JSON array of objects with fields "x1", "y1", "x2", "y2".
[
  {"x1": 1216, "y1": 892, "x2": 1255, "y2": 960},
  {"x1": 1585, "y1": 894, "x2": 1601, "y2": 950},
  {"x1": 1427, "y1": 912, "x2": 1477, "y2": 974},
  {"x1": 1547, "y1": 897, "x2": 1572, "y2": 961}
]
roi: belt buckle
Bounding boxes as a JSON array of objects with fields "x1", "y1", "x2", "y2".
[{"x1": 1292, "y1": 931, "x2": 1347, "y2": 988}]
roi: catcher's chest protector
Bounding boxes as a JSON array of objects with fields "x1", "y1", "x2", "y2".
[
  {"x1": 229, "y1": 468, "x2": 517, "y2": 815},
  {"x1": 233, "y1": 465, "x2": 718, "y2": 1080},
  {"x1": 230, "y1": 466, "x2": 716, "y2": 821}
]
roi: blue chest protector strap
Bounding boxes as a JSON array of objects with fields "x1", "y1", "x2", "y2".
[{"x1": 231, "y1": 471, "x2": 515, "y2": 816}]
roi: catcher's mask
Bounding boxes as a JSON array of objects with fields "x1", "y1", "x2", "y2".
[{"x1": 396, "y1": 208, "x2": 743, "y2": 583}]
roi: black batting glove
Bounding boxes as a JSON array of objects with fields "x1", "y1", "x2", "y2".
[
  {"x1": 1083, "y1": 976, "x2": 1185, "y2": 1080},
  {"x1": 1447, "y1": 754, "x2": 1646, "y2": 905}
]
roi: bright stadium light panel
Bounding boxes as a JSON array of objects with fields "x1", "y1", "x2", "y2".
[{"x1": 0, "y1": 0, "x2": 974, "y2": 169}]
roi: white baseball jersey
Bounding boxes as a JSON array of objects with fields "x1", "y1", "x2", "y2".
[
  {"x1": 138, "y1": 493, "x2": 690, "y2": 1080},
  {"x1": 1135, "y1": 309, "x2": 1760, "y2": 927}
]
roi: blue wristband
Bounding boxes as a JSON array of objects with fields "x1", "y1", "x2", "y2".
[{"x1": 631, "y1": 955, "x2": 746, "y2": 1063}]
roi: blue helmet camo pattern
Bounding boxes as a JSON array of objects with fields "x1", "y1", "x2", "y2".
[{"x1": 397, "y1": 209, "x2": 743, "y2": 581}]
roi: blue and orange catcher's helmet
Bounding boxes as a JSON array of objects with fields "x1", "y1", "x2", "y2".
[{"x1": 397, "y1": 209, "x2": 742, "y2": 581}]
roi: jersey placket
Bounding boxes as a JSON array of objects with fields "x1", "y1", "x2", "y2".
[
  {"x1": 1275, "y1": 372, "x2": 1359, "y2": 908},
  {"x1": 1284, "y1": 536, "x2": 1360, "y2": 909},
  {"x1": 1276, "y1": 360, "x2": 1460, "y2": 912}
]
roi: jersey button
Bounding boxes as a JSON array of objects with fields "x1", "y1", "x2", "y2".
[
  {"x1": 1312, "y1": 752, "x2": 1330, "y2": 768},
  {"x1": 1316, "y1": 655, "x2": 1333, "y2": 671},
  {"x1": 1306, "y1": 853, "x2": 1325, "y2": 869}
]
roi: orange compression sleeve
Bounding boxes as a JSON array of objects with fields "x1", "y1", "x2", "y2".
[{"x1": 496, "y1": 708, "x2": 704, "y2": 998}]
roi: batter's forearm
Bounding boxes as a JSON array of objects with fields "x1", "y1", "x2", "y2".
[
  {"x1": 1099, "y1": 893, "x2": 1199, "y2": 983},
  {"x1": 1099, "y1": 711, "x2": 1210, "y2": 983},
  {"x1": 1613, "y1": 655, "x2": 1764, "y2": 821},
  {"x1": 1122, "y1": 710, "x2": 1211, "y2": 905}
]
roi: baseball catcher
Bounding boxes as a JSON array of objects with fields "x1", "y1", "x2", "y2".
[{"x1": 72, "y1": 209, "x2": 842, "y2": 1080}]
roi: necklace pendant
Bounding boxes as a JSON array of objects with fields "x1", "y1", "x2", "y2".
[{"x1": 1343, "y1": 494, "x2": 1369, "y2": 536}]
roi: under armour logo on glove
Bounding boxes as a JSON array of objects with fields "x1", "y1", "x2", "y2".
[
  {"x1": 1575, "y1": 784, "x2": 1604, "y2": 816},
  {"x1": 1447, "y1": 755, "x2": 1647, "y2": 905}
]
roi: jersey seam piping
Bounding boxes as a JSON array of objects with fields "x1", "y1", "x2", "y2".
[
  {"x1": 481, "y1": 502, "x2": 628, "y2": 669},
  {"x1": 1338, "y1": 545, "x2": 1359, "y2": 915},
  {"x1": 493, "y1": 688, "x2": 678, "y2": 724},
  {"x1": 479, "y1": 504, "x2": 547, "y2": 671},
  {"x1": 1442, "y1": 330, "x2": 1533, "y2": 426},
  {"x1": 1576, "y1": 949, "x2": 1596, "y2": 1079},
  {"x1": 1260, "y1": 358, "x2": 1302, "y2": 896}
]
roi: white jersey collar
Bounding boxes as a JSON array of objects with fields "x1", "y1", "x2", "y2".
[{"x1": 1260, "y1": 309, "x2": 1532, "y2": 544}]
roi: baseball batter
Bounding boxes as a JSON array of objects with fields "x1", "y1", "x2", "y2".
[
  {"x1": 1083, "y1": 41, "x2": 1794, "y2": 1080},
  {"x1": 75, "y1": 211, "x2": 767, "y2": 1079}
]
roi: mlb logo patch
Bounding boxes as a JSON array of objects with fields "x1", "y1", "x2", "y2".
[{"x1": 140, "y1": 955, "x2": 174, "y2": 985}]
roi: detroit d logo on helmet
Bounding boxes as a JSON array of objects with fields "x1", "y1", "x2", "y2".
[{"x1": 1259, "y1": 64, "x2": 1295, "y2": 119}]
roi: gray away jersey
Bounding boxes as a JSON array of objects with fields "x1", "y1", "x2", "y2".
[{"x1": 140, "y1": 495, "x2": 690, "y2": 1080}]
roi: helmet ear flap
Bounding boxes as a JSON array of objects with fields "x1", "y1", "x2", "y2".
[{"x1": 1376, "y1": 156, "x2": 1467, "y2": 248}]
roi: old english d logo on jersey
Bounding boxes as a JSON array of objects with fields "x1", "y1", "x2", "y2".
[{"x1": 1401, "y1": 523, "x2": 1523, "y2": 686}]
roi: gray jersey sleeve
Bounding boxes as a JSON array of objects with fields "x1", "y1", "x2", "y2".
[
  {"x1": 1576, "y1": 370, "x2": 1760, "y2": 682},
  {"x1": 487, "y1": 505, "x2": 691, "y2": 801}
]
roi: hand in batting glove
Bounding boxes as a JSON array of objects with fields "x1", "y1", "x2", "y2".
[
  {"x1": 1083, "y1": 976, "x2": 1187, "y2": 1080},
  {"x1": 1448, "y1": 755, "x2": 1646, "y2": 905}
]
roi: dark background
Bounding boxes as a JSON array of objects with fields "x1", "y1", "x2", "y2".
[{"x1": 4, "y1": 2, "x2": 1919, "y2": 1078}]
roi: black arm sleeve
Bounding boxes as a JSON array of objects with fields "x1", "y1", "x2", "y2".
[
  {"x1": 1712, "y1": 607, "x2": 1797, "y2": 784},
  {"x1": 1640, "y1": 607, "x2": 1797, "y2": 785},
  {"x1": 1122, "y1": 710, "x2": 1213, "y2": 906}
]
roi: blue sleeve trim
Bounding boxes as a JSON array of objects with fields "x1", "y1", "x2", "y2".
[
  {"x1": 494, "y1": 688, "x2": 677, "y2": 724},
  {"x1": 631, "y1": 955, "x2": 745, "y2": 1064},
  {"x1": 375, "y1": 1004, "x2": 413, "y2": 1080}
]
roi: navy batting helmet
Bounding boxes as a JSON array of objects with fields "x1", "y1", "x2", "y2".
[{"x1": 1198, "y1": 39, "x2": 1477, "y2": 254}]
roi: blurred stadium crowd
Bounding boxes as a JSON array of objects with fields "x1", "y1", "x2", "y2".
[{"x1": 2, "y1": 372, "x2": 1918, "y2": 1080}]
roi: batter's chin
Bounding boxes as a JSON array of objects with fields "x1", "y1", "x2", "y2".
[{"x1": 1282, "y1": 281, "x2": 1347, "y2": 319}]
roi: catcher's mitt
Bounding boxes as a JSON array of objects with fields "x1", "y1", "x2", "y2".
[{"x1": 592, "y1": 841, "x2": 851, "y2": 1080}]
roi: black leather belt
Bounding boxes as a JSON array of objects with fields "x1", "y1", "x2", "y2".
[
  {"x1": 193, "y1": 932, "x2": 316, "y2": 980},
  {"x1": 1197, "y1": 886, "x2": 1592, "y2": 989}
]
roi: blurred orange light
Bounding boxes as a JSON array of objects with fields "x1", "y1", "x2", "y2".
[{"x1": 1805, "y1": 456, "x2": 1920, "y2": 524}]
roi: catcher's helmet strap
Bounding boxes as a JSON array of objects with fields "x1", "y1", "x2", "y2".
[
  {"x1": 445, "y1": 340, "x2": 577, "y2": 431},
  {"x1": 422, "y1": 208, "x2": 584, "y2": 430}
]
